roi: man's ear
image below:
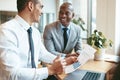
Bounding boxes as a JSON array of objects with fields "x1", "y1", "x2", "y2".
[{"x1": 28, "y1": 1, "x2": 34, "y2": 11}]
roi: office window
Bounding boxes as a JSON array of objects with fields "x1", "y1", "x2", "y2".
[
  {"x1": 37, "y1": 13, "x2": 55, "y2": 33},
  {"x1": 87, "y1": 0, "x2": 96, "y2": 37},
  {"x1": 91, "y1": 0, "x2": 96, "y2": 33}
]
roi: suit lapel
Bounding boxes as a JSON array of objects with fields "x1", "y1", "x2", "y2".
[
  {"x1": 56, "y1": 21, "x2": 64, "y2": 51},
  {"x1": 65, "y1": 23, "x2": 76, "y2": 51}
]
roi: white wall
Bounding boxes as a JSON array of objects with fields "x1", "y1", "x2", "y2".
[
  {"x1": 0, "y1": 0, "x2": 56, "y2": 14},
  {"x1": 0, "y1": 0, "x2": 17, "y2": 11},
  {"x1": 96, "y1": 0, "x2": 120, "y2": 55},
  {"x1": 72, "y1": 0, "x2": 87, "y2": 19},
  {"x1": 72, "y1": 0, "x2": 88, "y2": 39},
  {"x1": 115, "y1": 0, "x2": 120, "y2": 55},
  {"x1": 42, "y1": 0, "x2": 56, "y2": 14}
]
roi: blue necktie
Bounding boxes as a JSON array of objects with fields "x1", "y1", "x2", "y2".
[
  {"x1": 63, "y1": 28, "x2": 68, "y2": 50},
  {"x1": 27, "y1": 27, "x2": 36, "y2": 68}
]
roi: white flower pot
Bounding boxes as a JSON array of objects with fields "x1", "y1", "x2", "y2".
[{"x1": 94, "y1": 49, "x2": 105, "y2": 60}]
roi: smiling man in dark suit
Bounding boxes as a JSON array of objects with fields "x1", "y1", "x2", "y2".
[{"x1": 43, "y1": 2, "x2": 82, "y2": 57}]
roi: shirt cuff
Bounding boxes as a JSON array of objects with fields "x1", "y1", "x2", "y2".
[
  {"x1": 76, "y1": 50, "x2": 83, "y2": 54},
  {"x1": 35, "y1": 67, "x2": 48, "y2": 79}
]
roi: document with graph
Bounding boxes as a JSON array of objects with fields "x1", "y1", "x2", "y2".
[{"x1": 64, "y1": 44, "x2": 96, "y2": 74}]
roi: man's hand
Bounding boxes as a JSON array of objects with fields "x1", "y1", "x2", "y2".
[
  {"x1": 47, "y1": 55, "x2": 78, "y2": 75},
  {"x1": 64, "y1": 56, "x2": 78, "y2": 66},
  {"x1": 66, "y1": 52, "x2": 79, "y2": 57},
  {"x1": 48, "y1": 56, "x2": 63, "y2": 75}
]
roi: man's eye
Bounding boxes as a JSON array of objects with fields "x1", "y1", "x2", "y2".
[
  {"x1": 40, "y1": 5, "x2": 44, "y2": 9},
  {"x1": 66, "y1": 12, "x2": 71, "y2": 15},
  {"x1": 59, "y1": 11, "x2": 64, "y2": 14}
]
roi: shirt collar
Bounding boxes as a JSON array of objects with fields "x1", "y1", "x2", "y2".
[
  {"x1": 60, "y1": 22, "x2": 71, "y2": 30},
  {"x1": 15, "y1": 15, "x2": 31, "y2": 31}
]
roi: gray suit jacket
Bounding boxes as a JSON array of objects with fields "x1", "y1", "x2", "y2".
[{"x1": 43, "y1": 21, "x2": 82, "y2": 56}]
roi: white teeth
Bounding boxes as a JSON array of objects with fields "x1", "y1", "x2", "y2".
[{"x1": 61, "y1": 19, "x2": 65, "y2": 21}]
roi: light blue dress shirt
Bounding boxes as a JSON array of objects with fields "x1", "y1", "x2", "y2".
[
  {"x1": 60, "y1": 24, "x2": 70, "y2": 57},
  {"x1": 0, "y1": 15, "x2": 56, "y2": 80},
  {"x1": 61, "y1": 24, "x2": 70, "y2": 38}
]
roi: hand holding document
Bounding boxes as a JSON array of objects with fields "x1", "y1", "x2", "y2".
[{"x1": 64, "y1": 44, "x2": 96, "y2": 74}]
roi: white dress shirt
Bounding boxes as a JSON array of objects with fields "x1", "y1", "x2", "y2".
[{"x1": 0, "y1": 15, "x2": 56, "y2": 80}]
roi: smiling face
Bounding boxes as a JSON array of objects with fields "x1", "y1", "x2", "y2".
[{"x1": 58, "y1": 2, "x2": 74, "y2": 27}]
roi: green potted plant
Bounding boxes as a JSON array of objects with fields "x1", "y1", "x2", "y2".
[
  {"x1": 72, "y1": 17, "x2": 87, "y2": 31},
  {"x1": 87, "y1": 30, "x2": 113, "y2": 60}
]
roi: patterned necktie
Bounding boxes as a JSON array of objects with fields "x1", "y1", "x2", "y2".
[
  {"x1": 63, "y1": 28, "x2": 68, "y2": 50},
  {"x1": 27, "y1": 27, "x2": 36, "y2": 68}
]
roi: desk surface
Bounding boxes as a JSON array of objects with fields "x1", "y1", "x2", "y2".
[
  {"x1": 59, "y1": 59, "x2": 116, "y2": 79},
  {"x1": 80, "y1": 59, "x2": 115, "y2": 73}
]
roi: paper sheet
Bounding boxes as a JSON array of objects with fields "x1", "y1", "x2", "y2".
[{"x1": 64, "y1": 44, "x2": 96, "y2": 74}]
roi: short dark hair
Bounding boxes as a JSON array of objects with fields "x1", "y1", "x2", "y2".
[
  {"x1": 17, "y1": 0, "x2": 39, "y2": 12},
  {"x1": 60, "y1": 2, "x2": 74, "y2": 12}
]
